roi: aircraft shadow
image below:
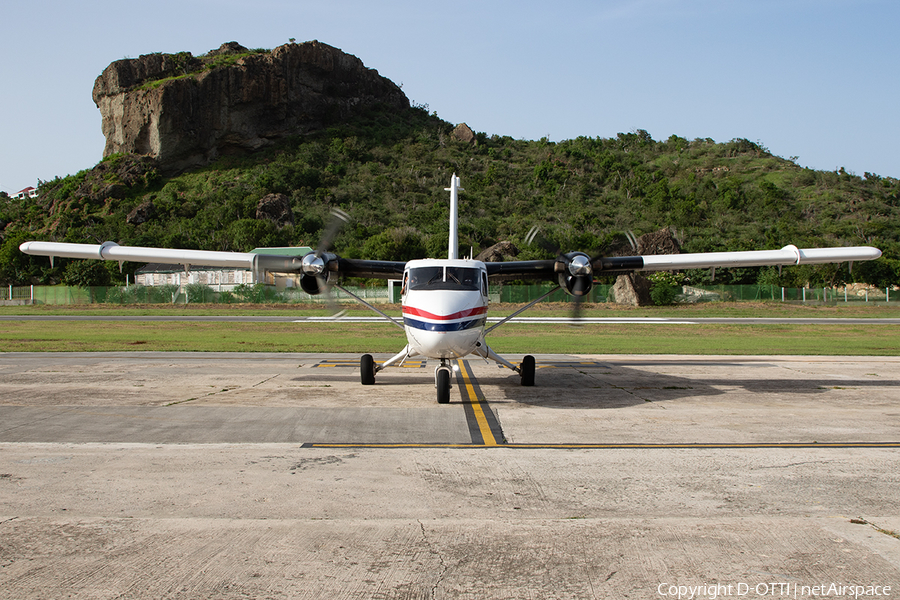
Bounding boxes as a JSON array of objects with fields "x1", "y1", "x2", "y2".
[{"x1": 476, "y1": 360, "x2": 899, "y2": 410}]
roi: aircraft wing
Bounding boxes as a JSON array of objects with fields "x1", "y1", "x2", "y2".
[
  {"x1": 18, "y1": 241, "x2": 406, "y2": 279},
  {"x1": 635, "y1": 245, "x2": 882, "y2": 271},
  {"x1": 485, "y1": 245, "x2": 882, "y2": 279},
  {"x1": 19, "y1": 240, "x2": 882, "y2": 281}
]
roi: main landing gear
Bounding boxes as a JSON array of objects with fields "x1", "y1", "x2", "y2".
[
  {"x1": 361, "y1": 351, "x2": 536, "y2": 404},
  {"x1": 519, "y1": 355, "x2": 535, "y2": 387},
  {"x1": 360, "y1": 354, "x2": 376, "y2": 385}
]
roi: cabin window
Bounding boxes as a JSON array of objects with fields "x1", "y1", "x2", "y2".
[
  {"x1": 409, "y1": 267, "x2": 444, "y2": 290},
  {"x1": 408, "y1": 266, "x2": 482, "y2": 291},
  {"x1": 445, "y1": 267, "x2": 480, "y2": 291},
  {"x1": 481, "y1": 272, "x2": 489, "y2": 297}
]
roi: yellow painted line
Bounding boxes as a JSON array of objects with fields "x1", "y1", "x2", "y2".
[
  {"x1": 306, "y1": 442, "x2": 900, "y2": 449},
  {"x1": 457, "y1": 359, "x2": 498, "y2": 446}
]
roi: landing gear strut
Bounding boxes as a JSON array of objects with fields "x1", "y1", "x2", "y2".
[{"x1": 474, "y1": 342, "x2": 537, "y2": 387}]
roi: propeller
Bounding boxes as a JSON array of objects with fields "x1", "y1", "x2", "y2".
[
  {"x1": 300, "y1": 208, "x2": 350, "y2": 318},
  {"x1": 526, "y1": 226, "x2": 642, "y2": 322},
  {"x1": 526, "y1": 226, "x2": 593, "y2": 323},
  {"x1": 624, "y1": 230, "x2": 639, "y2": 254}
]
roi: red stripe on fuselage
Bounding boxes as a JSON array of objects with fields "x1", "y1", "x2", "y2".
[{"x1": 402, "y1": 305, "x2": 487, "y2": 321}]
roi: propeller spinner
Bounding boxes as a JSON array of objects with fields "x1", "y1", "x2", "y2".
[
  {"x1": 300, "y1": 252, "x2": 328, "y2": 276},
  {"x1": 298, "y1": 208, "x2": 351, "y2": 319}
]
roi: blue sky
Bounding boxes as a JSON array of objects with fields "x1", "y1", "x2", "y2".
[{"x1": 2, "y1": 0, "x2": 898, "y2": 195}]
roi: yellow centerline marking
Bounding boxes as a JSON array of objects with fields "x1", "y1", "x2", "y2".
[
  {"x1": 456, "y1": 359, "x2": 498, "y2": 446},
  {"x1": 306, "y1": 442, "x2": 900, "y2": 449}
]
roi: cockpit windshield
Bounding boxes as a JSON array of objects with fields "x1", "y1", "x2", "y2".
[{"x1": 408, "y1": 266, "x2": 481, "y2": 291}]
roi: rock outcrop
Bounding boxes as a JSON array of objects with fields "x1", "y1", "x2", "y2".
[
  {"x1": 611, "y1": 272, "x2": 652, "y2": 306},
  {"x1": 475, "y1": 241, "x2": 519, "y2": 262},
  {"x1": 256, "y1": 193, "x2": 294, "y2": 228},
  {"x1": 126, "y1": 199, "x2": 156, "y2": 226},
  {"x1": 635, "y1": 227, "x2": 681, "y2": 256},
  {"x1": 93, "y1": 41, "x2": 409, "y2": 173},
  {"x1": 611, "y1": 228, "x2": 681, "y2": 306},
  {"x1": 451, "y1": 123, "x2": 476, "y2": 144}
]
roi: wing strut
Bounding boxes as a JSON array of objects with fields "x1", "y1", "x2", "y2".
[
  {"x1": 334, "y1": 284, "x2": 404, "y2": 330},
  {"x1": 484, "y1": 285, "x2": 561, "y2": 335}
]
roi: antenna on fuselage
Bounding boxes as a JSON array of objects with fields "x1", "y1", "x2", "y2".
[{"x1": 445, "y1": 174, "x2": 462, "y2": 260}]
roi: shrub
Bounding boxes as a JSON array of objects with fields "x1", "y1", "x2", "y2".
[
  {"x1": 186, "y1": 283, "x2": 216, "y2": 303},
  {"x1": 649, "y1": 271, "x2": 682, "y2": 306}
]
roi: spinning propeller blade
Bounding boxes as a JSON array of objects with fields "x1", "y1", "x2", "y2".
[
  {"x1": 526, "y1": 225, "x2": 590, "y2": 324},
  {"x1": 315, "y1": 208, "x2": 351, "y2": 319}
]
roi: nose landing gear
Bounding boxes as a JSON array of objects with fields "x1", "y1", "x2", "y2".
[{"x1": 435, "y1": 360, "x2": 452, "y2": 404}]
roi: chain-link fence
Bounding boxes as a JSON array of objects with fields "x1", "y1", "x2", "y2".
[
  {"x1": 2, "y1": 283, "x2": 897, "y2": 306},
  {"x1": 0, "y1": 283, "x2": 393, "y2": 305}
]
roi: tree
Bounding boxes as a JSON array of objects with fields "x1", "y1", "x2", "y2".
[
  {"x1": 0, "y1": 232, "x2": 51, "y2": 285},
  {"x1": 361, "y1": 228, "x2": 426, "y2": 262},
  {"x1": 61, "y1": 260, "x2": 112, "y2": 287}
]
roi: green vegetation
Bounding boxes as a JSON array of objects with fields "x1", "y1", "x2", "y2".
[
  {"x1": 648, "y1": 271, "x2": 682, "y2": 305},
  {"x1": 2, "y1": 105, "x2": 898, "y2": 288},
  {"x1": 1, "y1": 319, "x2": 897, "y2": 355},
  {"x1": 136, "y1": 48, "x2": 271, "y2": 90}
]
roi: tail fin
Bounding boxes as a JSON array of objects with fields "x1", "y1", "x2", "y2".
[{"x1": 445, "y1": 174, "x2": 461, "y2": 259}]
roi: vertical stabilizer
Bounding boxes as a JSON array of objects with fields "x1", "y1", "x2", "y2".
[{"x1": 445, "y1": 174, "x2": 462, "y2": 259}]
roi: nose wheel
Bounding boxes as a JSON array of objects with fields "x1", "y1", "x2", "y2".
[{"x1": 435, "y1": 361, "x2": 452, "y2": 404}]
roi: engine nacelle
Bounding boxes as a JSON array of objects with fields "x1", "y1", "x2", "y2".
[
  {"x1": 556, "y1": 252, "x2": 594, "y2": 297},
  {"x1": 558, "y1": 272, "x2": 593, "y2": 296},
  {"x1": 299, "y1": 274, "x2": 328, "y2": 295}
]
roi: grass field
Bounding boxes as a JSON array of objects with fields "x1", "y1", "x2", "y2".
[{"x1": 1, "y1": 302, "x2": 898, "y2": 355}]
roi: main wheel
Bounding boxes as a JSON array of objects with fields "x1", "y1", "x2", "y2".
[
  {"x1": 360, "y1": 354, "x2": 376, "y2": 385},
  {"x1": 436, "y1": 369, "x2": 451, "y2": 404},
  {"x1": 520, "y1": 355, "x2": 535, "y2": 386}
]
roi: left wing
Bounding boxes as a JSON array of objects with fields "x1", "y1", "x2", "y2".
[
  {"x1": 484, "y1": 244, "x2": 882, "y2": 294},
  {"x1": 484, "y1": 244, "x2": 881, "y2": 277},
  {"x1": 632, "y1": 245, "x2": 882, "y2": 271}
]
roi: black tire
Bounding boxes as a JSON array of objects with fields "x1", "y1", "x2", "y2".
[
  {"x1": 436, "y1": 369, "x2": 451, "y2": 404},
  {"x1": 360, "y1": 354, "x2": 376, "y2": 385},
  {"x1": 520, "y1": 355, "x2": 535, "y2": 387}
]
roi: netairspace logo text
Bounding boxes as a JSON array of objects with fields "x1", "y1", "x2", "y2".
[{"x1": 657, "y1": 582, "x2": 893, "y2": 599}]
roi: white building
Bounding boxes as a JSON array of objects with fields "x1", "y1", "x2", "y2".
[
  {"x1": 11, "y1": 187, "x2": 39, "y2": 200},
  {"x1": 133, "y1": 246, "x2": 313, "y2": 291}
]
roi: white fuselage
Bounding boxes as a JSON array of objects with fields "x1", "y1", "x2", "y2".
[{"x1": 400, "y1": 258, "x2": 488, "y2": 359}]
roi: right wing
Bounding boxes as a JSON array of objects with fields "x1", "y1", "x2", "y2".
[{"x1": 18, "y1": 241, "x2": 406, "y2": 280}]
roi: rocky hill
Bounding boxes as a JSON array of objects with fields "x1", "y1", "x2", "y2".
[
  {"x1": 2, "y1": 42, "x2": 898, "y2": 289},
  {"x1": 93, "y1": 41, "x2": 409, "y2": 173}
]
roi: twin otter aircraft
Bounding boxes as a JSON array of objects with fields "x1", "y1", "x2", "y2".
[{"x1": 20, "y1": 175, "x2": 882, "y2": 403}]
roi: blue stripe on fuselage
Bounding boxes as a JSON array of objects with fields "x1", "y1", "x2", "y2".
[{"x1": 403, "y1": 317, "x2": 486, "y2": 332}]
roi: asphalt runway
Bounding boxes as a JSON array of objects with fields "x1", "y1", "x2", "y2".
[{"x1": 1, "y1": 352, "x2": 899, "y2": 598}]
